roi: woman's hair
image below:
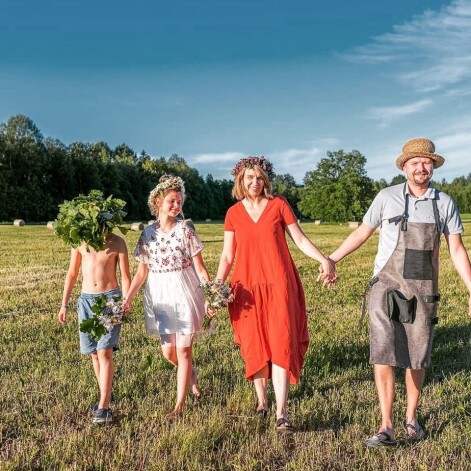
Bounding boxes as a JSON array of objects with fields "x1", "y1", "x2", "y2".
[{"x1": 231, "y1": 165, "x2": 273, "y2": 200}]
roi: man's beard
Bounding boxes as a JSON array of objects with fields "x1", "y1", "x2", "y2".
[{"x1": 411, "y1": 171, "x2": 432, "y2": 186}]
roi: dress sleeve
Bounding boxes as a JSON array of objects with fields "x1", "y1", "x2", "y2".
[
  {"x1": 279, "y1": 197, "x2": 298, "y2": 226},
  {"x1": 183, "y1": 224, "x2": 204, "y2": 257},
  {"x1": 133, "y1": 231, "x2": 150, "y2": 265},
  {"x1": 224, "y1": 207, "x2": 235, "y2": 231}
]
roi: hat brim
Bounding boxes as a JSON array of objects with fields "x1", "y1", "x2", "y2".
[{"x1": 396, "y1": 153, "x2": 445, "y2": 170}]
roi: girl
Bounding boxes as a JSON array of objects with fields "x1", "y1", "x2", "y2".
[{"x1": 124, "y1": 174, "x2": 210, "y2": 418}]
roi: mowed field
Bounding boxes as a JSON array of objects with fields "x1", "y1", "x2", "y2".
[{"x1": 1, "y1": 221, "x2": 471, "y2": 471}]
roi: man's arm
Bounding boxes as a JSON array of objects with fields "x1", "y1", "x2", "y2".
[
  {"x1": 58, "y1": 248, "x2": 82, "y2": 324},
  {"x1": 329, "y1": 224, "x2": 376, "y2": 264},
  {"x1": 444, "y1": 233, "x2": 471, "y2": 316}
]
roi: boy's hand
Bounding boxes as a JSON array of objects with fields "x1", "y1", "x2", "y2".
[{"x1": 58, "y1": 307, "x2": 68, "y2": 324}]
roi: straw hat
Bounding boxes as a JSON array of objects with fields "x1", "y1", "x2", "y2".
[{"x1": 395, "y1": 138, "x2": 445, "y2": 170}]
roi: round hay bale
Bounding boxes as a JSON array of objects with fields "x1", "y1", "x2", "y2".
[
  {"x1": 46, "y1": 221, "x2": 54, "y2": 229},
  {"x1": 314, "y1": 220, "x2": 321, "y2": 225},
  {"x1": 131, "y1": 222, "x2": 144, "y2": 231},
  {"x1": 13, "y1": 219, "x2": 25, "y2": 226},
  {"x1": 205, "y1": 218, "x2": 212, "y2": 222},
  {"x1": 348, "y1": 221, "x2": 359, "y2": 229}
]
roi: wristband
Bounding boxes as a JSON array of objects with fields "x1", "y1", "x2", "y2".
[{"x1": 60, "y1": 304, "x2": 69, "y2": 309}]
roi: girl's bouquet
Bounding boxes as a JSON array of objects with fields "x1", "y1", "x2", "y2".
[
  {"x1": 200, "y1": 279, "x2": 234, "y2": 329},
  {"x1": 80, "y1": 294, "x2": 126, "y2": 341}
]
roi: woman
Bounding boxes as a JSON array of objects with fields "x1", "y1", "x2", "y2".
[{"x1": 214, "y1": 156, "x2": 335, "y2": 432}]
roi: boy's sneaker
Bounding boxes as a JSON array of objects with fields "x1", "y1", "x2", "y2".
[
  {"x1": 92, "y1": 408, "x2": 113, "y2": 424},
  {"x1": 89, "y1": 403, "x2": 99, "y2": 413}
]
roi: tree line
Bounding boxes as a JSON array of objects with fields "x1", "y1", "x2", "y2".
[{"x1": 1, "y1": 115, "x2": 470, "y2": 223}]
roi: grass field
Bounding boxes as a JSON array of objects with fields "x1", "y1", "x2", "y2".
[{"x1": 1, "y1": 222, "x2": 471, "y2": 470}]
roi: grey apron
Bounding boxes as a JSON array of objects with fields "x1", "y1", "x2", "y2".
[{"x1": 368, "y1": 186, "x2": 441, "y2": 369}]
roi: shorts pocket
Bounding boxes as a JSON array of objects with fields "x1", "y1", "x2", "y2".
[{"x1": 387, "y1": 289, "x2": 417, "y2": 324}]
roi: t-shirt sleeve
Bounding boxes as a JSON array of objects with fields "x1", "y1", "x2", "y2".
[
  {"x1": 442, "y1": 197, "x2": 464, "y2": 235},
  {"x1": 183, "y1": 224, "x2": 204, "y2": 257},
  {"x1": 280, "y1": 197, "x2": 298, "y2": 227},
  {"x1": 224, "y1": 207, "x2": 235, "y2": 232},
  {"x1": 363, "y1": 192, "x2": 384, "y2": 229},
  {"x1": 133, "y1": 231, "x2": 150, "y2": 265}
]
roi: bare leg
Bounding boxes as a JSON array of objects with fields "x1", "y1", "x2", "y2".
[
  {"x1": 253, "y1": 364, "x2": 269, "y2": 411},
  {"x1": 91, "y1": 352, "x2": 100, "y2": 383},
  {"x1": 272, "y1": 363, "x2": 290, "y2": 420},
  {"x1": 162, "y1": 345, "x2": 178, "y2": 367},
  {"x1": 97, "y1": 348, "x2": 114, "y2": 410},
  {"x1": 405, "y1": 368, "x2": 425, "y2": 428},
  {"x1": 164, "y1": 346, "x2": 193, "y2": 417},
  {"x1": 191, "y1": 367, "x2": 201, "y2": 398},
  {"x1": 373, "y1": 364, "x2": 395, "y2": 439}
]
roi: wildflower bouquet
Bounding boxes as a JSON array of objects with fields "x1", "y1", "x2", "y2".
[
  {"x1": 79, "y1": 294, "x2": 125, "y2": 341},
  {"x1": 200, "y1": 279, "x2": 234, "y2": 329},
  {"x1": 53, "y1": 190, "x2": 128, "y2": 252}
]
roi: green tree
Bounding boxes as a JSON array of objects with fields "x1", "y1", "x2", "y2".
[{"x1": 299, "y1": 149, "x2": 374, "y2": 222}]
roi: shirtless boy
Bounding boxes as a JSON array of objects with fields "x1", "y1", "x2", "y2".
[{"x1": 58, "y1": 232, "x2": 130, "y2": 423}]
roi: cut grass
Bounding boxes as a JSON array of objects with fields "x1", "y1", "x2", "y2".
[{"x1": 0, "y1": 223, "x2": 470, "y2": 470}]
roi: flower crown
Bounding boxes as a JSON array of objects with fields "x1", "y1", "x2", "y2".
[
  {"x1": 231, "y1": 156, "x2": 274, "y2": 178},
  {"x1": 148, "y1": 174, "x2": 186, "y2": 215}
]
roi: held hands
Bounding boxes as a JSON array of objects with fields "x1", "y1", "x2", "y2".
[{"x1": 317, "y1": 257, "x2": 338, "y2": 287}]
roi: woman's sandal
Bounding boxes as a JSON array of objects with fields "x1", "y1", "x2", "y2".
[
  {"x1": 255, "y1": 406, "x2": 269, "y2": 418},
  {"x1": 276, "y1": 417, "x2": 294, "y2": 433},
  {"x1": 405, "y1": 422, "x2": 425, "y2": 441}
]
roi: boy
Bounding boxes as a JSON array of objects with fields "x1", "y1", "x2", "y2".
[{"x1": 57, "y1": 198, "x2": 130, "y2": 424}]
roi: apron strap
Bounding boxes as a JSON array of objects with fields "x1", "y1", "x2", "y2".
[
  {"x1": 388, "y1": 184, "x2": 410, "y2": 229},
  {"x1": 432, "y1": 197, "x2": 441, "y2": 233}
]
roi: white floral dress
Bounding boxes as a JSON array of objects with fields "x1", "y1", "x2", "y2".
[{"x1": 133, "y1": 220, "x2": 205, "y2": 342}]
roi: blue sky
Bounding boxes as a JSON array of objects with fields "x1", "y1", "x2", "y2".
[{"x1": 1, "y1": 0, "x2": 470, "y2": 183}]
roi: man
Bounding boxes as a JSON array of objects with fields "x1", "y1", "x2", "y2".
[{"x1": 328, "y1": 138, "x2": 471, "y2": 447}]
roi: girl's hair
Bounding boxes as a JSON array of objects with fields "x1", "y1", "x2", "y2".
[
  {"x1": 148, "y1": 174, "x2": 186, "y2": 216},
  {"x1": 231, "y1": 165, "x2": 273, "y2": 201},
  {"x1": 149, "y1": 189, "x2": 185, "y2": 218}
]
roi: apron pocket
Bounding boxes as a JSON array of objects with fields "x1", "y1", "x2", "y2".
[
  {"x1": 403, "y1": 249, "x2": 433, "y2": 280},
  {"x1": 387, "y1": 289, "x2": 417, "y2": 324}
]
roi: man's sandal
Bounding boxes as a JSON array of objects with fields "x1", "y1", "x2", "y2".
[
  {"x1": 276, "y1": 418, "x2": 294, "y2": 433},
  {"x1": 405, "y1": 422, "x2": 425, "y2": 442},
  {"x1": 364, "y1": 431, "x2": 397, "y2": 448}
]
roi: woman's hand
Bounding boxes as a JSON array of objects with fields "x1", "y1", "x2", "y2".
[{"x1": 317, "y1": 257, "x2": 338, "y2": 287}]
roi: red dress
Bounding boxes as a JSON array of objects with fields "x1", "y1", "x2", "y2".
[{"x1": 224, "y1": 196, "x2": 309, "y2": 384}]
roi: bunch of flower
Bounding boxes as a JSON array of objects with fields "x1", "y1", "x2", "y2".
[
  {"x1": 200, "y1": 279, "x2": 234, "y2": 329},
  {"x1": 231, "y1": 156, "x2": 274, "y2": 179},
  {"x1": 79, "y1": 294, "x2": 125, "y2": 341},
  {"x1": 53, "y1": 190, "x2": 128, "y2": 252},
  {"x1": 148, "y1": 174, "x2": 186, "y2": 215}
]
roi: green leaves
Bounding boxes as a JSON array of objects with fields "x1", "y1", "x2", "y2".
[{"x1": 53, "y1": 190, "x2": 128, "y2": 251}]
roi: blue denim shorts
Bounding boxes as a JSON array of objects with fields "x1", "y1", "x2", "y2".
[{"x1": 78, "y1": 288, "x2": 122, "y2": 355}]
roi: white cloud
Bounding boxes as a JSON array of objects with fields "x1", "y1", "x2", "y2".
[
  {"x1": 191, "y1": 151, "x2": 245, "y2": 164},
  {"x1": 347, "y1": 0, "x2": 471, "y2": 92},
  {"x1": 366, "y1": 99, "x2": 433, "y2": 126},
  {"x1": 188, "y1": 140, "x2": 341, "y2": 183}
]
